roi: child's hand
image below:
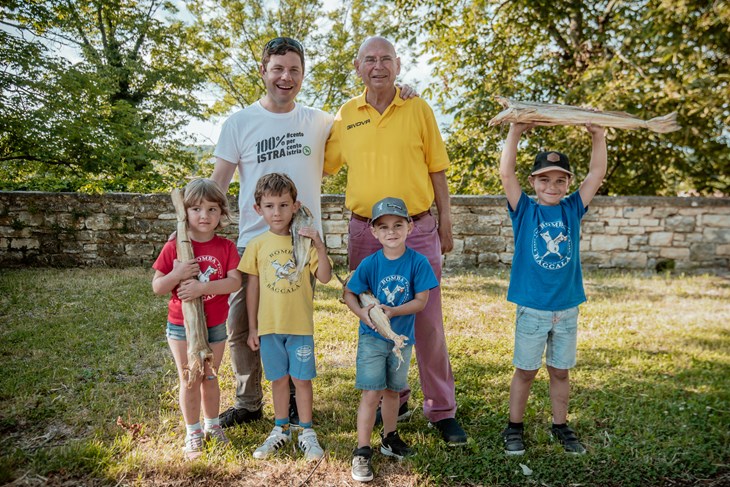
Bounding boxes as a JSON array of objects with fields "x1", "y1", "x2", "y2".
[
  {"x1": 585, "y1": 122, "x2": 606, "y2": 136},
  {"x1": 359, "y1": 304, "x2": 378, "y2": 331},
  {"x1": 247, "y1": 332, "x2": 260, "y2": 351},
  {"x1": 177, "y1": 279, "x2": 204, "y2": 301},
  {"x1": 510, "y1": 122, "x2": 538, "y2": 135},
  {"x1": 298, "y1": 226, "x2": 325, "y2": 249},
  {"x1": 172, "y1": 258, "x2": 199, "y2": 282},
  {"x1": 378, "y1": 304, "x2": 395, "y2": 320}
]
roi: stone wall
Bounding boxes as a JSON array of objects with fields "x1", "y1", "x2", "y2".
[{"x1": 1, "y1": 192, "x2": 728, "y2": 273}]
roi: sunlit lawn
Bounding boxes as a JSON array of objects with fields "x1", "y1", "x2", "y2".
[{"x1": 0, "y1": 268, "x2": 728, "y2": 486}]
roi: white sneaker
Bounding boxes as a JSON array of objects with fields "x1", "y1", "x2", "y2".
[
  {"x1": 253, "y1": 426, "x2": 291, "y2": 459},
  {"x1": 204, "y1": 425, "x2": 230, "y2": 446},
  {"x1": 297, "y1": 428, "x2": 324, "y2": 461},
  {"x1": 183, "y1": 430, "x2": 205, "y2": 460}
]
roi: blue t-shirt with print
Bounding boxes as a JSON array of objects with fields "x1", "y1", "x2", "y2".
[
  {"x1": 507, "y1": 191, "x2": 587, "y2": 311},
  {"x1": 346, "y1": 247, "x2": 438, "y2": 344}
]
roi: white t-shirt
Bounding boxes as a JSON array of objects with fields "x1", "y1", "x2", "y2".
[{"x1": 214, "y1": 101, "x2": 334, "y2": 248}]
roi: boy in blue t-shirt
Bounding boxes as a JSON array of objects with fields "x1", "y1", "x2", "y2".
[
  {"x1": 499, "y1": 122, "x2": 607, "y2": 456},
  {"x1": 344, "y1": 197, "x2": 439, "y2": 483}
]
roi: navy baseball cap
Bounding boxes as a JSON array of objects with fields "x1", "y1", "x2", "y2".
[{"x1": 532, "y1": 151, "x2": 573, "y2": 176}]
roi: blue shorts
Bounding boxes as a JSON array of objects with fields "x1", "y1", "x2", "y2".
[
  {"x1": 513, "y1": 305, "x2": 579, "y2": 370},
  {"x1": 260, "y1": 334, "x2": 316, "y2": 382},
  {"x1": 166, "y1": 322, "x2": 227, "y2": 344},
  {"x1": 355, "y1": 333, "x2": 413, "y2": 392}
]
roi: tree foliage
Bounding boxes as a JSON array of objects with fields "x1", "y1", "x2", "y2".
[
  {"x1": 393, "y1": 0, "x2": 729, "y2": 196},
  {"x1": 0, "y1": 0, "x2": 208, "y2": 192}
]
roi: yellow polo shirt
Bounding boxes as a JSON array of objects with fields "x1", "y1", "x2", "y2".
[{"x1": 324, "y1": 88, "x2": 450, "y2": 217}]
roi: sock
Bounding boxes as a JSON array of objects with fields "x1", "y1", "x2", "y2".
[
  {"x1": 275, "y1": 417, "x2": 291, "y2": 435},
  {"x1": 186, "y1": 422, "x2": 203, "y2": 439},
  {"x1": 204, "y1": 417, "x2": 220, "y2": 431},
  {"x1": 299, "y1": 421, "x2": 313, "y2": 429},
  {"x1": 508, "y1": 421, "x2": 524, "y2": 430}
]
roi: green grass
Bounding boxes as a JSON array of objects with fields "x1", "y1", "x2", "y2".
[{"x1": 0, "y1": 268, "x2": 728, "y2": 486}]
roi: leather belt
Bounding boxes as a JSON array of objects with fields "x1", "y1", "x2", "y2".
[{"x1": 350, "y1": 209, "x2": 431, "y2": 222}]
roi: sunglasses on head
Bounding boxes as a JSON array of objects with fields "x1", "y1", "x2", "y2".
[{"x1": 264, "y1": 37, "x2": 304, "y2": 53}]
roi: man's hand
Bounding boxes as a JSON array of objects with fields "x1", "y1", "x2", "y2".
[
  {"x1": 438, "y1": 216, "x2": 454, "y2": 254},
  {"x1": 398, "y1": 83, "x2": 419, "y2": 99}
]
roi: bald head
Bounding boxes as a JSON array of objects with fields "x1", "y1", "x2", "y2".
[
  {"x1": 357, "y1": 36, "x2": 397, "y2": 60},
  {"x1": 355, "y1": 36, "x2": 401, "y2": 95}
]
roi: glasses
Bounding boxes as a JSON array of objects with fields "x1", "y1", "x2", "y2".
[{"x1": 264, "y1": 37, "x2": 304, "y2": 54}]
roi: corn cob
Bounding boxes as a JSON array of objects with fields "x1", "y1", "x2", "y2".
[
  {"x1": 171, "y1": 188, "x2": 215, "y2": 388},
  {"x1": 289, "y1": 204, "x2": 314, "y2": 283}
]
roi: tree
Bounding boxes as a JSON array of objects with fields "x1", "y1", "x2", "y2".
[
  {"x1": 393, "y1": 0, "x2": 729, "y2": 196},
  {"x1": 0, "y1": 0, "x2": 208, "y2": 192}
]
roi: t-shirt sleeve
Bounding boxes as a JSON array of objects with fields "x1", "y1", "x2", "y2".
[
  {"x1": 152, "y1": 240, "x2": 177, "y2": 274},
  {"x1": 213, "y1": 116, "x2": 240, "y2": 164},
  {"x1": 223, "y1": 238, "x2": 241, "y2": 272},
  {"x1": 412, "y1": 252, "x2": 439, "y2": 294},
  {"x1": 323, "y1": 108, "x2": 344, "y2": 175},
  {"x1": 346, "y1": 260, "x2": 371, "y2": 295},
  {"x1": 238, "y1": 240, "x2": 259, "y2": 275},
  {"x1": 508, "y1": 191, "x2": 530, "y2": 218},
  {"x1": 566, "y1": 191, "x2": 588, "y2": 218},
  {"x1": 419, "y1": 99, "x2": 450, "y2": 173}
]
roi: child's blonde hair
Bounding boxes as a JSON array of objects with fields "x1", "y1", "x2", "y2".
[
  {"x1": 254, "y1": 173, "x2": 298, "y2": 205},
  {"x1": 183, "y1": 178, "x2": 231, "y2": 229}
]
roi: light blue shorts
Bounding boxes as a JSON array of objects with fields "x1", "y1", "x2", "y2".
[
  {"x1": 355, "y1": 333, "x2": 413, "y2": 391},
  {"x1": 166, "y1": 322, "x2": 227, "y2": 344},
  {"x1": 260, "y1": 334, "x2": 316, "y2": 382},
  {"x1": 513, "y1": 306, "x2": 579, "y2": 370}
]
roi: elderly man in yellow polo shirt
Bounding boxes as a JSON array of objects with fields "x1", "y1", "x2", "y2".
[{"x1": 324, "y1": 36, "x2": 467, "y2": 447}]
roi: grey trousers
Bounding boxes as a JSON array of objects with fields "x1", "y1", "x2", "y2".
[{"x1": 227, "y1": 272, "x2": 264, "y2": 411}]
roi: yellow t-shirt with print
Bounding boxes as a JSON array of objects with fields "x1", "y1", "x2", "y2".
[
  {"x1": 239, "y1": 231, "x2": 320, "y2": 336},
  {"x1": 324, "y1": 88, "x2": 450, "y2": 217}
]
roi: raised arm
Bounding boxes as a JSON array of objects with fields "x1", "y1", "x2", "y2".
[
  {"x1": 500, "y1": 123, "x2": 534, "y2": 211},
  {"x1": 578, "y1": 123, "x2": 607, "y2": 207},
  {"x1": 211, "y1": 157, "x2": 237, "y2": 194}
]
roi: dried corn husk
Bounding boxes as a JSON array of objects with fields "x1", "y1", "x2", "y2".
[
  {"x1": 489, "y1": 96, "x2": 681, "y2": 133},
  {"x1": 337, "y1": 274, "x2": 409, "y2": 370},
  {"x1": 171, "y1": 188, "x2": 214, "y2": 388},
  {"x1": 288, "y1": 204, "x2": 314, "y2": 283}
]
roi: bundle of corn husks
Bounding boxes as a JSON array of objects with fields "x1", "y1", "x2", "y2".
[
  {"x1": 171, "y1": 188, "x2": 214, "y2": 388},
  {"x1": 489, "y1": 96, "x2": 681, "y2": 133}
]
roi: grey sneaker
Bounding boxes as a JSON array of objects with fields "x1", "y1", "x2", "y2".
[
  {"x1": 297, "y1": 428, "x2": 324, "y2": 461},
  {"x1": 183, "y1": 430, "x2": 205, "y2": 460},
  {"x1": 351, "y1": 446, "x2": 374, "y2": 482},
  {"x1": 204, "y1": 425, "x2": 230, "y2": 446},
  {"x1": 253, "y1": 426, "x2": 291, "y2": 459},
  {"x1": 380, "y1": 430, "x2": 414, "y2": 460},
  {"x1": 551, "y1": 425, "x2": 586, "y2": 455},
  {"x1": 501, "y1": 426, "x2": 525, "y2": 456}
]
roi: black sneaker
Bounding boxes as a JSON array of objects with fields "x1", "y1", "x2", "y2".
[
  {"x1": 501, "y1": 426, "x2": 526, "y2": 456},
  {"x1": 380, "y1": 430, "x2": 414, "y2": 460},
  {"x1": 373, "y1": 402, "x2": 412, "y2": 427},
  {"x1": 351, "y1": 446, "x2": 374, "y2": 482},
  {"x1": 428, "y1": 417, "x2": 467, "y2": 446},
  {"x1": 289, "y1": 393, "x2": 299, "y2": 426},
  {"x1": 551, "y1": 424, "x2": 586, "y2": 455},
  {"x1": 218, "y1": 406, "x2": 263, "y2": 429}
]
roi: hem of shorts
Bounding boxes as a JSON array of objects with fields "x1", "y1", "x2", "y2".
[
  {"x1": 545, "y1": 361, "x2": 576, "y2": 370},
  {"x1": 355, "y1": 383, "x2": 388, "y2": 391},
  {"x1": 512, "y1": 361, "x2": 542, "y2": 371},
  {"x1": 265, "y1": 372, "x2": 317, "y2": 382}
]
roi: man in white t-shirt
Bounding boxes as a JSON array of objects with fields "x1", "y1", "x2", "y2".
[
  {"x1": 211, "y1": 37, "x2": 332, "y2": 428},
  {"x1": 212, "y1": 37, "x2": 417, "y2": 428}
]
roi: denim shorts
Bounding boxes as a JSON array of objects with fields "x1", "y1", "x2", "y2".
[
  {"x1": 355, "y1": 333, "x2": 413, "y2": 392},
  {"x1": 513, "y1": 305, "x2": 579, "y2": 370},
  {"x1": 166, "y1": 322, "x2": 228, "y2": 344},
  {"x1": 260, "y1": 334, "x2": 317, "y2": 382}
]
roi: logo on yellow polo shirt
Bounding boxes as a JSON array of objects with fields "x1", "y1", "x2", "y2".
[{"x1": 347, "y1": 119, "x2": 370, "y2": 130}]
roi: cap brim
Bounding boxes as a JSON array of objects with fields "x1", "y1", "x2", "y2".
[{"x1": 531, "y1": 166, "x2": 573, "y2": 176}]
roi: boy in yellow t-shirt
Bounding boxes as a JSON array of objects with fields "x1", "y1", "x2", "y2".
[{"x1": 239, "y1": 173, "x2": 332, "y2": 461}]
